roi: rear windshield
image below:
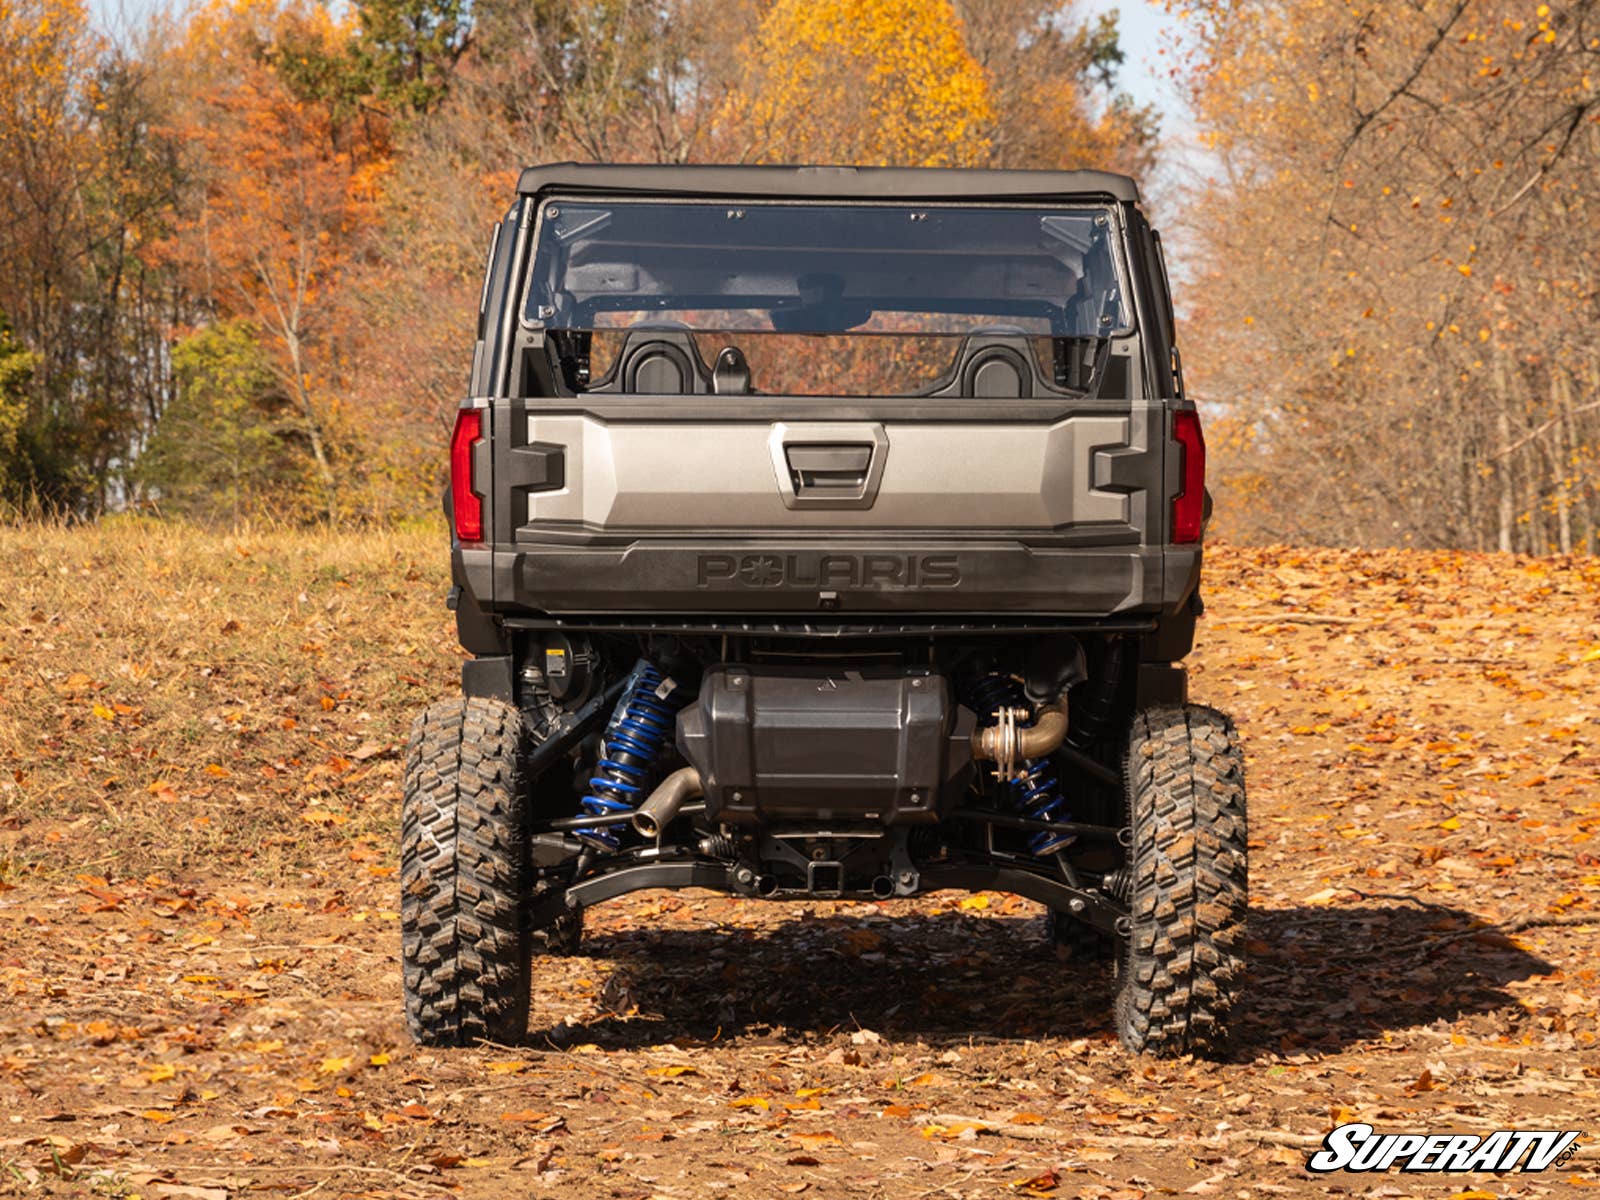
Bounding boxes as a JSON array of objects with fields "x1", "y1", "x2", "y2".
[{"x1": 524, "y1": 198, "x2": 1132, "y2": 397}]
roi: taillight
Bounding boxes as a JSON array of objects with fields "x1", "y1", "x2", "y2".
[
  {"x1": 1171, "y1": 409, "x2": 1205, "y2": 544},
  {"x1": 450, "y1": 408, "x2": 484, "y2": 543}
]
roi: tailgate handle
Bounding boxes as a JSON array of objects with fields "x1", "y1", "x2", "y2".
[
  {"x1": 768, "y1": 422, "x2": 887, "y2": 510},
  {"x1": 786, "y1": 443, "x2": 873, "y2": 491}
]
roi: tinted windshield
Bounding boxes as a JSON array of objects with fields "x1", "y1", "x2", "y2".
[{"x1": 526, "y1": 200, "x2": 1129, "y2": 337}]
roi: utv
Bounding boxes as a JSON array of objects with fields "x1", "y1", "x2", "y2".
[{"x1": 401, "y1": 164, "x2": 1247, "y2": 1058}]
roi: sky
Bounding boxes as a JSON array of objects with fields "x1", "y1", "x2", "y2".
[{"x1": 1084, "y1": 0, "x2": 1191, "y2": 120}]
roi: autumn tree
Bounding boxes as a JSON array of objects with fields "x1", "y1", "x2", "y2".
[
  {"x1": 351, "y1": 0, "x2": 471, "y2": 116},
  {"x1": 718, "y1": 0, "x2": 994, "y2": 165},
  {"x1": 1180, "y1": 0, "x2": 1600, "y2": 552},
  {"x1": 0, "y1": 315, "x2": 37, "y2": 506},
  {"x1": 134, "y1": 320, "x2": 307, "y2": 521},
  {"x1": 162, "y1": 0, "x2": 391, "y2": 522},
  {"x1": 0, "y1": 0, "x2": 186, "y2": 510},
  {"x1": 954, "y1": 1, "x2": 1158, "y2": 176},
  {"x1": 455, "y1": 0, "x2": 747, "y2": 164}
]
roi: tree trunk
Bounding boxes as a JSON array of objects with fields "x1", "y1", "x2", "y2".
[
  {"x1": 284, "y1": 331, "x2": 338, "y2": 524},
  {"x1": 1494, "y1": 360, "x2": 1514, "y2": 553},
  {"x1": 1552, "y1": 368, "x2": 1573, "y2": 554}
]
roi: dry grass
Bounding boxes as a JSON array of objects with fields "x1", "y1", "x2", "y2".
[{"x1": 0, "y1": 518, "x2": 460, "y2": 885}]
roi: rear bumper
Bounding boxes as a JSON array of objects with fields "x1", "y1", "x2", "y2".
[{"x1": 460, "y1": 541, "x2": 1201, "y2": 617}]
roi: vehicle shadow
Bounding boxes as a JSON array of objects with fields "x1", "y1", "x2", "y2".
[
  {"x1": 1226, "y1": 900, "x2": 1555, "y2": 1061},
  {"x1": 529, "y1": 899, "x2": 1554, "y2": 1057}
]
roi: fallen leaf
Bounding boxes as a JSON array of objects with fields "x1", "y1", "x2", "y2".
[
  {"x1": 1009, "y1": 1171, "x2": 1059, "y2": 1193},
  {"x1": 790, "y1": 1131, "x2": 843, "y2": 1149},
  {"x1": 154, "y1": 1186, "x2": 228, "y2": 1200}
]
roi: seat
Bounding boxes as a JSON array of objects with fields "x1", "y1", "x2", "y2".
[
  {"x1": 920, "y1": 327, "x2": 1038, "y2": 399},
  {"x1": 613, "y1": 324, "x2": 711, "y2": 394}
]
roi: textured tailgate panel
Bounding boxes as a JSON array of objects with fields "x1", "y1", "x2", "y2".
[{"x1": 512, "y1": 411, "x2": 1155, "y2": 536}]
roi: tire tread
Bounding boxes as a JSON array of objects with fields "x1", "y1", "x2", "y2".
[
  {"x1": 401, "y1": 697, "x2": 534, "y2": 1046},
  {"x1": 1114, "y1": 704, "x2": 1248, "y2": 1057}
]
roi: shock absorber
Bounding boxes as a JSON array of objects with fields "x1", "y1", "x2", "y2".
[
  {"x1": 967, "y1": 673, "x2": 1075, "y2": 857},
  {"x1": 578, "y1": 660, "x2": 683, "y2": 851}
]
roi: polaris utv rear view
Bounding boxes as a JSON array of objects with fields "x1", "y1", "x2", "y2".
[{"x1": 401, "y1": 164, "x2": 1248, "y2": 1058}]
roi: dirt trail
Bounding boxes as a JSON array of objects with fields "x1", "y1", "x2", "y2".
[{"x1": 1, "y1": 534, "x2": 1597, "y2": 1198}]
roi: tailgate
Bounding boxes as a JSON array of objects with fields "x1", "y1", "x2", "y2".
[{"x1": 479, "y1": 398, "x2": 1181, "y2": 617}]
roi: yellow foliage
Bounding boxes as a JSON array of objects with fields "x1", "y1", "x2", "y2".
[{"x1": 721, "y1": 0, "x2": 992, "y2": 166}]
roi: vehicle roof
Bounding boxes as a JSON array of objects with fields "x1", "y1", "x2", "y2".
[{"x1": 516, "y1": 163, "x2": 1140, "y2": 205}]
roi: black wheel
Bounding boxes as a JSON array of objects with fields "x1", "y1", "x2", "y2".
[
  {"x1": 1114, "y1": 705, "x2": 1248, "y2": 1057},
  {"x1": 1047, "y1": 907, "x2": 1119, "y2": 961},
  {"x1": 401, "y1": 697, "x2": 575, "y2": 1047}
]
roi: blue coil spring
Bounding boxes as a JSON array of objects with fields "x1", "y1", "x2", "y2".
[
  {"x1": 967, "y1": 673, "x2": 1075, "y2": 856},
  {"x1": 579, "y1": 661, "x2": 682, "y2": 850}
]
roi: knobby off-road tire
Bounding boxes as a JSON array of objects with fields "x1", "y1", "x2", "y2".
[
  {"x1": 401, "y1": 697, "x2": 576, "y2": 1047},
  {"x1": 1114, "y1": 705, "x2": 1248, "y2": 1058}
]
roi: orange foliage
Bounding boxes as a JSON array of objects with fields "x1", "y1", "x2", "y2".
[{"x1": 158, "y1": 0, "x2": 391, "y2": 518}]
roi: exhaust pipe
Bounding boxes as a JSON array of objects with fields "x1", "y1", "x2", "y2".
[
  {"x1": 631, "y1": 767, "x2": 704, "y2": 838},
  {"x1": 971, "y1": 696, "x2": 1068, "y2": 780}
]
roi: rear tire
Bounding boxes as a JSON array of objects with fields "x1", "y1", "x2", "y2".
[
  {"x1": 401, "y1": 697, "x2": 536, "y2": 1047},
  {"x1": 1114, "y1": 705, "x2": 1248, "y2": 1058}
]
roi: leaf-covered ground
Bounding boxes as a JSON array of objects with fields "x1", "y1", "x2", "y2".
[{"x1": 1, "y1": 525, "x2": 1597, "y2": 1198}]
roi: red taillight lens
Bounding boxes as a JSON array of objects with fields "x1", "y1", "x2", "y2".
[
  {"x1": 1171, "y1": 409, "x2": 1206, "y2": 544},
  {"x1": 450, "y1": 409, "x2": 484, "y2": 543}
]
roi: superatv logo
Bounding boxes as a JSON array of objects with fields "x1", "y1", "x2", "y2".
[
  {"x1": 1307, "y1": 1123, "x2": 1583, "y2": 1173},
  {"x1": 696, "y1": 553, "x2": 961, "y2": 589}
]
